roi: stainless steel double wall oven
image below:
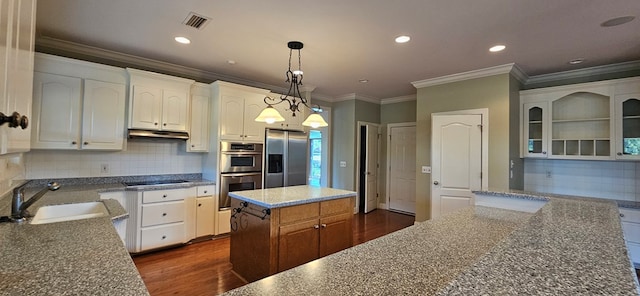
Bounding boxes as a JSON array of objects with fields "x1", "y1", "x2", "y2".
[{"x1": 219, "y1": 142, "x2": 263, "y2": 210}]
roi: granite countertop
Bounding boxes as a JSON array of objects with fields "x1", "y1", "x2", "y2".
[
  {"x1": 224, "y1": 192, "x2": 640, "y2": 295},
  {"x1": 0, "y1": 185, "x2": 149, "y2": 296},
  {"x1": 228, "y1": 185, "x2": 357, "y2": 208}
]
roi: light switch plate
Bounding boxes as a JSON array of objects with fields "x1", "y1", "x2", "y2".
[
  {"x1": 421, "y1": 166, "x2": 431, "y2": 174},
  {"x1": 339, "y1": 161, "x2": 347, "y2": 168}
]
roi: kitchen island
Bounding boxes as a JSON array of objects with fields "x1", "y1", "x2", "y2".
[
  {"x1": 224, "y1": 192, "x2": 640, "y2": 295},
  {"x1": 228, "y1": 185, "x2": 357, "y2": 282}
]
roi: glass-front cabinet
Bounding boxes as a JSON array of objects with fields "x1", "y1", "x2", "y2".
[
  {"x1": 520, "y1": 77, "x2": 640, "y2": 161},
  {"x1": 523, "y1": 102, "x2": 548, "y2": 157},
  {"x1": 615, "y1": 94, "x2": 640, "y2": 160}
]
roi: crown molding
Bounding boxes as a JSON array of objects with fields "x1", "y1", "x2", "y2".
[
  {"x1": 524, "y1": 60, "x2": 640, "y2": 86},
  {"x1": 34, "y1": 36, "x2": 335, "y2": 101},
  {"x1": 332, "y1": 93, "x2": 381, "y2": 104},
  {"x1": 381, "y1": 94, "x2": 416, "y2": 105},
  {"x1": 411, "y1": 63, "x2": 518, "y2": 89}
]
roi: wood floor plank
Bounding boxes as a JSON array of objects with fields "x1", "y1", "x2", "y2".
[{"x1": 133, "y1": 209, "x2": 415, "y2": 296}]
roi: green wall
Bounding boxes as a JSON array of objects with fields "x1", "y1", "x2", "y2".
[
  {"x1": 379, "y1": 100, "x2": 416, "y2": 206},
  {"x1": 331, "y1": 100, "x2": 356, "y2": 190},
  {"x1": 415, "y1": 73, "x2": 514, "y2": 221}
]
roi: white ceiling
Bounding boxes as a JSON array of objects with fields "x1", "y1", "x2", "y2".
[{"x1": 35, "y1": 0, "x2": 640, "y2": 101}]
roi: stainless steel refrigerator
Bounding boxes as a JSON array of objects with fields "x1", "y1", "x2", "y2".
[{"x1": 264, "y1": 129, "x2": 308, "y2": 188}]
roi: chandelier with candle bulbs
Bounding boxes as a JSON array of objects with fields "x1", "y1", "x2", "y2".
[{"x1": 254, "y1": 41, "x2": 328, "y2": 128}]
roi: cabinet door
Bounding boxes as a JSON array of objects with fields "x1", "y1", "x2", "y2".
[
  {"x1": 219, "y1": 94, "x2": 245, "y2": 140},
  {"x1": 243, "y1": 96, "x2": 267, "y2": 141},
  {"x1": 522, "y1": 102, "x2": 548, "y2": 158},
  {"x1": 278, "y1": 219, "x2": 319, "y2": 272},
  {"x1": 161, "y1": 89, "x2": 188, "y2": 132},
  {"x1": 615, "y1": 94, "x2": 640, "y2": 160},
  {"x1": 187, "y1": 94, "x2": 209, "y2": 152},
  {"x1": 130, "y1": 84, "x2": 162, "y2": 130},
  {"x1": 319, "y1": 212, "x2": 352, "y2": 257},
  {"x1": 31, "y1": 72, "x2": 81, "y2": 149},
  {"x1": 81, "y1": 79, "x2": 125, "y2": 150},
  {"x1": 196, "y1": 196, "x2": 214, "y2": 237},
  {"x1": 1, "y1": 0, "x2": 35, "y2": 154}
]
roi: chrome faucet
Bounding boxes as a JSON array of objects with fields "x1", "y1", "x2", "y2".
[{"x1": 11, "y1": 181, "x2": 60, "y2": 222}]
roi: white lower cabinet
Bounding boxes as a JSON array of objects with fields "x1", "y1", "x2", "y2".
[
  {"x1": 124, "y1": 187, "x2": 196, "y2": 253},
  {"x1": 619, "y1": 207, "x2": 640, "y2": 268},
  {"x1": 196, "y1": 185, "x2": 216, "y2": 237}
]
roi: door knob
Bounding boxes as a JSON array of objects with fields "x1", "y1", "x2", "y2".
[{"x1": 433, "y1": 181, "x2": 439, "y2": 185}]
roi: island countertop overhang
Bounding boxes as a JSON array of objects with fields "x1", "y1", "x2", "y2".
[{"x1": 228, "y1": 185, "x2": 357, "y2": 209}]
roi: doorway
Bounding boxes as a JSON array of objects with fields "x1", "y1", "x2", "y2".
[
  {"x1": 357, "y1": 122, "x2": 380, "y2": 213},
  {"x1": 431, "y1": 109, "x2": 488, "y2": 219},
  {"x1": 387, "y1": 123, "x2": 416, "y2": 214},
  {"x1": 308, "y1": 107, "x2": 331, "y2": 187}
]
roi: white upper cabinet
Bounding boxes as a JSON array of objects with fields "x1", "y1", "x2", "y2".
[
  {"x1": 127, "y1": 68, "x2": 194, "y2": 132},
  {"x1": 520, "y1": 77, "x2": 640, "y2": 160},
  {"x1": 212, "y1": 81, "x2": 271, "y2": 143},
  {"x1": 187, "y1": 83, "x2": 210, "y2": 152},
  {"x1": 0, "y1": 0, "x2": 36, "y2": 155},
  {"x1": 31, "y1": 53, "x2": 127, "y2": 150},
  {"x1": 81, "y1": 80, "x2": 126, "y2": 150}
]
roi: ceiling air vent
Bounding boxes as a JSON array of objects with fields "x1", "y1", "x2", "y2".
[{"x1": 182, "y1": 12, "x2": 210, "y2": 30}]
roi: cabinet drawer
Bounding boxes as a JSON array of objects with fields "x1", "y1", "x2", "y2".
[
  {"x1": 141, "y1": 201, "x2": 185, "y2": 227},
  {"x1": 280, "y1": 203, "x2": 319, "y2": 225},
  {"x1": 197, "y1": 185, "x2": 215, "y2": 197},
  {"x1": 143, "y1": 188, "x2": 189, "y2": 204},
  {"x1": 321, "y1": 198, "x2": 352, "y2": 216},
  {"x1": 619, "y1": 208, "x2": 640, "y2": 223},
  {"x1": 140, "y1": 222, "x2": 185, "y2": 251}
]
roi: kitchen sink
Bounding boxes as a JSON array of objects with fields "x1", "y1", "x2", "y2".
[{"x1": 31, "y1": 202, "x2": 109, "y2": 224}]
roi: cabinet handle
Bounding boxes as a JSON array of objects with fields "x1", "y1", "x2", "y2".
[
  {"x1": 313, "y1": 224, "x2": 320, "y2": 229},
  {"x1": 191, "y1": 145, "x2": 195, "y2": 147},
  {"x1": 617, "y1": 152, "x2": 623, "y2": 156},
  {"x1": 162, "y1": 235, "x2": 166, "y2": 240},
  {"x1": 203, "y1": 190, "x2": 208, "y2": 194},
  {"x1": 163, "y1": 194, "x2": 168, "y2": 198},
  {"x1": 433, "y1": 181, "x2": 439, "y2": 185},
  {"x1": 542, "y1": 151, "x2": 547, "y2": 155},
  {"x1": 162, "y1": 213, "x2": 167, "y2": 217},
  {"x1": 198, "y1": 203, "x2": 202, "y2": 207},
  {"x1": 321, "y1": 223, "x2": 327, "y2": 228},
  {"x1": 621, "y1": 213, "x2": 625, "y2": 218},
  {"x1": 154, "y1": 122, "x2": 158, "y2": 125},
  {"x1": 0, "y1": 111, "x2": 28, "y2": 129},
  {"x1": 83, "y1": 142, "x2": 89, "y2": 145},
  {"x1": 163, "y1": 123, "x2": 167, "y2": 126},
  {"x1": 71, "y1": 141, "x2": 77, "y2": 145}
]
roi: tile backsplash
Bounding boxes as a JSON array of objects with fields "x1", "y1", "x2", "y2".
[
  {"x1": 524, "y1": 159, "x2": 640, "y2": 201},
  {"x1": 26, "y1": 140, "x2": 202, "y2": 179}
]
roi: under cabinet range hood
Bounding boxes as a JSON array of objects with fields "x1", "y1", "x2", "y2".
[{"x1": 127, "y1": 129, "x2": 189, "y2": 140}]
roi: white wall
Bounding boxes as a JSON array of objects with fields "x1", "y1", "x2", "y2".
[
  {"x1": 524, "y1": 159, "x2": 640, "y2": 201},
  {"x1": 26, "y1": 140, "x2": 202, "y2": 179}
]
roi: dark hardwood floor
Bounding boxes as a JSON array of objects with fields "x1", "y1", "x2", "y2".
[{"x1": 133, "y1": 209, "x2": 415, "y2": 296}]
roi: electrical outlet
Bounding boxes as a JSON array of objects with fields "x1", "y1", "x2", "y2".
[
  {"x1": 339, "y1": 161, "x2": 347, "y2": 168},
  {"x1": 421, "y1": 166, "x2": 431, "y2": 174},
  {"x1": 101, "y1": 164, "x2": 110, "y2": 174},
  {"x1": 546, "y1": 170, "x2": 552, "y2": 178}
]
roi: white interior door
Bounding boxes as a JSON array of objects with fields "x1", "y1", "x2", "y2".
[
  {"x1": 388, "y1": 125, "x2": 416, "y2": 214},
  {"x1": 431, "y1": 114, "x2": 482, "y2": 219},
  {"x1": 362, "y1": 124, "x2": 379, "y2": 213}
]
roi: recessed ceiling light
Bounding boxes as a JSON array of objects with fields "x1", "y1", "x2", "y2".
[
  {"x1": 359, "y1": 79, "x2": 369, "y2": 83},
  {"x1": 489, "y1": 45, "x2": 506, "y2": 52},
  {"x1": 569, "y1": 58, "x2": 585, "y2": 65},
  {"x1": 601, "y1": 16, "x2": 635, "y2": 27},
  {"x1": 395, "y1": 35, "x2": 411, "y2": 43},
  {"x1": 174, "y1": 36, "x2": 191, "y2": 44}
]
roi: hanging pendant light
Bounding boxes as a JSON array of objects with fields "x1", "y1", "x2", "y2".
[{"x1": 255, "y1": 41, "x2": 328, "y2": 128}]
